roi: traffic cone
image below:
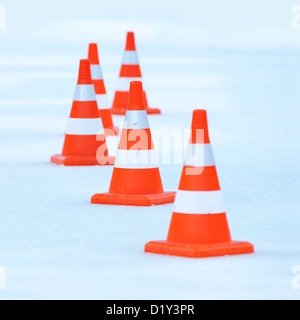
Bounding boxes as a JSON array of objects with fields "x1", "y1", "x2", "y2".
[
  {"x1": 88, "y1": 43, "x2": 119, "y2": 136},
  {"x1": 145, "y1": 110, "x2": 254, "y2": 258},
  {"x1": 51, "y1": 59, "x2": 115, "y2": 166},
  {"x1": 91, "y1": 81, "x2": 175, "y2": 206},
  {"x1": 111, "y1": 31, "x2": 161, "y2": 115}
]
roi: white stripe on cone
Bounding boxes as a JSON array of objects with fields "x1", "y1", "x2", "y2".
[
  {"x1": 73, "y1": 84, "x2": 96, "y2": 102},
  {"x1": 184, "y1": 143, "x2": 215, "y2": 167},
  {"x1": 123, "y1": 110, "x2": 150, "y2": 129},
  {"x1": 90, "y1": 65, "x2": 104, "y2": 80},
  {"x1": 122, "y1": 51, "x2": 139, "y2": 65},
  {"x1": 116, "y1": 77, "x2": 144, "y2": 92},
  {"x1": 114, "y1": 149, "x2": 159, "y2": 169},
  {"x1": 173, "y1": 190, "x2": 225, "y2": 214},
  {"x1": 96, "y1": 94, "x2": 110, "y2": 109},
  {"x1": 66, "y1": 118, "x2": 104, "y2": 135}
]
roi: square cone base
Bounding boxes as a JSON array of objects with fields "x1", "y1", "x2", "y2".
[
  {"x1": 91, "y1": 191, "x2": 176, "y2": 206},
  {"x1": 50, "y1": 154, "x2": 115, "y2": 166},
  {"x1": 144, "y1": 240, "x2": 254, "y2": 258},
  {"x1": 146, "y1": 107, "x2": 161, "y2": 114}
]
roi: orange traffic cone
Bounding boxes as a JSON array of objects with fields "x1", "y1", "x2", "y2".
[
  {"x1": 88, "y1": 43, "x2": 119, "y2": 136},
  {"x1": 51, "y1": 59, "x2": 115, "y2": 166},
  {"x1": 111, "y1": 31, "x2": 161, "y2": 115},
  {"x1": 145, "y1": 110, "x2": 254, "y2": 257},
  {"x1": 91, "y1": 81, "x2": 175, "y2": 206}
]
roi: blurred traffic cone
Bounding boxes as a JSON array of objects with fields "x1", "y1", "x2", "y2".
[
  {"x1": 145, "y1": 110, "x2": 254, "y2": 257},
  {"x1": 88, "y1": 43, "x2": 119, "y2": 136},
  {"x1": 92, "y1": 81, "x2": 174, "y2": 206},
  {"x1": 111, "y1": 31, "x2": 161, "y2": 115},
  {"x1": 51, "y1": 59, "x2": 115, "y2": 166}
]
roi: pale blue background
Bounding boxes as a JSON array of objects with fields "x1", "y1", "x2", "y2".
[{"x1": 0, "y1": 0, "x2": 299, "y2": 300}]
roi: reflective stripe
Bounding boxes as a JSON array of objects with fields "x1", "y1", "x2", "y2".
[
  {"x1": 173, "y1": 190, "x2": 225, "y2": 214},
  {"x1": 66, "y1": 118, "x2": 104, "y2": 135},
  {"x1": 114, "y1": 149, "x2": 159, "y2": 169},
  {"x1": 96, "y1": 94, "x2": 110, "y2": 109},
  {"x1": 122, "y1": 50, "x2": 139, "y2": 65},
  {"x1": 123, "y1": 110, "x2": 149, "y2": 129},
  {"x1": 115, "y1": 77, "x2": 143, "y2": 91},
  {"x1": 73, "y1": 84, "x2": 96, "y2": 102},
  {"x1": 90, "y1": 64, "x2": 103, "y2": 80},
  {"x1": 184, "y1": 143, "x2": 215, "y2": 167}
]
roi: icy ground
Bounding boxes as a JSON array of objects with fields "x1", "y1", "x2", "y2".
[{"x1": 0, "y1": 41, "x2": 300, "y2": 299}]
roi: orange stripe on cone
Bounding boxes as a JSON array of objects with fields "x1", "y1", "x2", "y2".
[
  {"x1": 88, "y1": 43, "x2": 119, "y2": 136},
  {"x1": 50, "y1": 59, "x2": 115, "y2": 166},
  {"x1": 91, "y1": 81, "x2": 175, "y2": 206},
  {"x1": 145, "y1": 109, "x2": 254, "y2": 257},
  {"x1": 70, "y1": 101, "x2": 99, "y2": 118},
  {"x1": 111, "y1": 32, "x2": 161, "y2": 115},
  {"x1": 120, "y1": 65, "x2": 142, "y2": 77},
  {"x1": 179, "y1": 166, "x2": 220, "y2": 191},
  {"x1": 93, "y1": 79, "x2": 106, "y2": 94},
  {"x1": 167, "y1": 212, "x2": 231, "y2": 244},
  {"x1": 109, "y1": 167, "x2": 164, "y2": 195}
]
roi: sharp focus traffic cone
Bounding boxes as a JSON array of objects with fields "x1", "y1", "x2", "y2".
[
  {"x1": 111, "y1": 31, "x2": 161, "y2": 115},
  {"x1": 50, "y1": 59, "x2": 115, "y2": 166},
  {"x1": 91, "y1": 81, "x2": 175, "y2": 206},
  {"x1": 145, "y1": 110, "x2": 254, "y2": 257},
  {"x1": 88, "y1": 43, "x2": 119, "y2": 136}
]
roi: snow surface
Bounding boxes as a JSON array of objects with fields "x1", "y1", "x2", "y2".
[{"x1": 0, "y1": 0, "x2": 300, "y2": 300}]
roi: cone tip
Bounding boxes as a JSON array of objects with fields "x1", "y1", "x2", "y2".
[
  {"x1": 88, "y1": 43, "x2": 100, "y2": 65},
  {"x1": 191, "y1": 109, "x2": 208, "y2": 130},
  {"x1": 77, "y1": 59, "x2": 92, "y2": 84},
  {"x1": 190, "y1": 109, "x2": 210, "y2": 143},
  {"x1": 125, "y1": 31, "x2": 136, "y2": 51},
  {"x1": 127, "y1": 81, "x2": 145, "y2": 110}
]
